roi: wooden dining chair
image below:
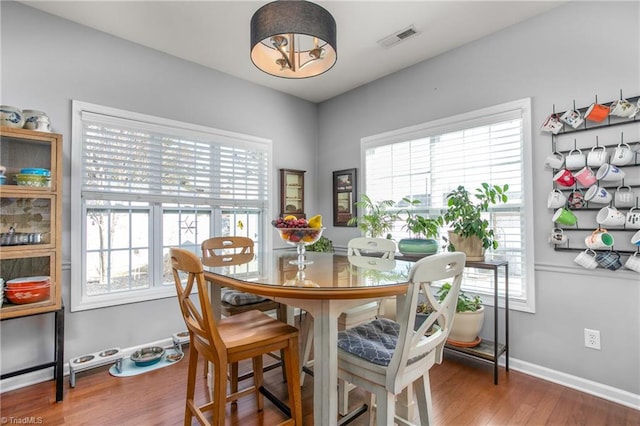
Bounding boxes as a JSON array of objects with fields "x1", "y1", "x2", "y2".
[
  {"x1": 337, "y1": 252, "x2": 465, "y2": 425},
  {"x1": 170, "y1": 248, "x2": 303, "y2": 426},
  {"x1": 335, "y1": 237, "x2": 398, "y2": 414},
  {"x1": 201, "y1": 236, "x2": 287, "y2": 394}
]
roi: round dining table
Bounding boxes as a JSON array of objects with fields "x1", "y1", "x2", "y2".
[{"x1": 203, "y1": 250, "x2": 412, "y2": 426}]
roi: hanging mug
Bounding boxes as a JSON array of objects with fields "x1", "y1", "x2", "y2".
[
  {"x1": 564, "y1": 148, "x2": 586, "y2": 170},
  {"x1": 614, "y1": 185, "x2": 636, "y2": 208},
  {"x1": 568, "y1": 189, "x2": 586, "y2": 210},
  {"x1": 626, "y1": 207, "x2": 640, "y2": 229},
  {"x1": 610, "y1": 143, "x2": 634, "y2": 166},
  {"x1": 587, "y1": 146, "x2": 608, "y2": 168}
]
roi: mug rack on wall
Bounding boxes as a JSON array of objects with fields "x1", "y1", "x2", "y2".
[{"x1": 544, "y1": 92, "x2": 640, "y2": 259}]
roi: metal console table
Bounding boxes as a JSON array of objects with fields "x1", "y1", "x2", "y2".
[
  {"x1": 0, "y1": 306, "x2": 65, "y2": 402},
  {"x1": 445, "y1": 260, "x2": 509, "y2": 384}
]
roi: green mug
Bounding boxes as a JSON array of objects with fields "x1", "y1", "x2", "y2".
[{"x1": 552, "y1": 207, "x2": 577, "y2": 226}]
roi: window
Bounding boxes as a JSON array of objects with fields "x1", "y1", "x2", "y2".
[
  {"x1": 361, "y1": 98, "x2": 534, "y2": 312},
  {"x1": 71, "y1": 101, "x2": 271, "y2": 311}
]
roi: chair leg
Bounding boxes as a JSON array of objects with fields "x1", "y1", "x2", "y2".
[
  {"x1": 284, "y1": 336, "x2": 303, "y2": 425},
  {"x1": 230, "y1": 362, "x2": 239, "y2": 402},
  {"x1": 212, "y1": 362, "x2": 227, "y2": 426},
  {"x1": 368, "y1": 392, "x2": 375, "y2": 426},
  {"x1": 414, "y1": 374, "x2": 434, "y2": 425},
  {"x1": 252, "y1": 355, "x2": 264, "y2": 411},
  {"x1": 185, "y1": 347, "x2": 199, "y2": 426},
  {"x1": 338, "y1": 379, "x2": 350, "y2": 415},
  {"x1": 374, "y1": 389, "x2": 394, "y2": 426},
  {"x1": 276, "y1": 303, "x2": 288, "y2": 383}
]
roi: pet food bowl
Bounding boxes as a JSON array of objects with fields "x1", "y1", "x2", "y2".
[{"x1": 130, "y1": 346, "x2": 165, "y2": 367}]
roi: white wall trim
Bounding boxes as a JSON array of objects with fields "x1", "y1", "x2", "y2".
[{"x1": 507, "y1": 357, "x2": 640, "y2": 411}]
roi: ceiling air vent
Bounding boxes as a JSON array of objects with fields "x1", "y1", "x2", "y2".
[{"x1": 377, "y1": 25, "x2": 420, "y2": 49}]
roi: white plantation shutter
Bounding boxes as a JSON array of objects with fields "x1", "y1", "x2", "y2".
[
  {"x1": 79, "y1": 110, "x2": 269, "y2": 206},
  {"x1": 362, "y1": 99, "x2": 533, "y2": 309}
]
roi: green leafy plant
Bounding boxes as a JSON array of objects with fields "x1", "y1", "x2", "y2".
[
  {"x1": 307, "y1": 235, "x2": 334, "y2": 253},
  {"x1": 441, "y1": 183, "x2": 509, "y2": 251},
  {"x1": 347, "y1": 194, "x2": 398, "y2": 238},
  {"x1": 436, "y1": 282, "x2": 482, "y2": 312},
  {"x1": 399, "y1": 198, "x2": 442, "y2": 239}
]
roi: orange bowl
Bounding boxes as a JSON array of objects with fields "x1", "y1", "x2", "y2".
[
  {"x1": 5, "y1": 285, "x2": 50, "y2": 304},
  {"x1": 6, "y1": 276, "x2": 50, "y2": 288}
]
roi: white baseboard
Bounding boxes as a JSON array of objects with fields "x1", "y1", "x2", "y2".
[{"x1": 507, "y1": 357, "x2": 640, "y2": 411}]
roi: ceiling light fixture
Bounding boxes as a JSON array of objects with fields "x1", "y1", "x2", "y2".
[{"x1": 250, "y1": 0, "x2": 337, "y2": 79}]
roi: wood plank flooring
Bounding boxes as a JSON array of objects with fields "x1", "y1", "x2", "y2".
[{"x1": 1, "y1": 348, "x2": 638, "y2": 425}]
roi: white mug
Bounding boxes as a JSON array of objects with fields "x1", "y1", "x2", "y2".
[
  {"x1": 585, "y1": 185, "x2": 612, "y2": 204},
  {"x1": 614, "y1": 185, "x2": 636, "y2": 208},
  {"x1": 624, "y1": 253, "x2": 640, "y2": 273},
  {"x1": 632, "y1": 230, "x2": 640, "y2": 246},
  {"x1": 596, "y1": 206, "x2": 625, "y2": 227},
  {"x1": 585, "y1": 229, "x2": 615, "y2": 250},
  {"x1": 610, "y1": 143, "x2": 634, "y2": 166},
  {"x1": 548, "y1": 228, "x2": 567, "y2": 244},
  {"x1": 626, "y1": 208, "x2": 640, "y2": 229},
  {"x1": 560, "y1": 109, "x2": 584, "y2": 129},
  {"x1": 574, "y1": 249, "x2": 598, "y2": 269},
  {"x1": 587, "y1": 146, "x2": 608, "y2": 168},
  {"x1": 544, "y1": 152, "x2": 565, "y2": 169},
  {"x1": 547, "y1": 189, "x2": 567, "y2": 209},
  {"x1": 565, "y1": 148, "x2": 586, "y2": 170},
  {"x1": 541, "y1": 114, "x2": 564, "y2": 134},
  {"x1": 596, "y1": 163, "x2": 625, "y2": 181},
  {"x1": 610, "y1": 99, "x2": 638, "y2": 118}
]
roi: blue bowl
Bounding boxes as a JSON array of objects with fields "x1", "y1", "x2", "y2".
[{"x1": 20, "y1": 168, "x2": 50, "y2": 176}]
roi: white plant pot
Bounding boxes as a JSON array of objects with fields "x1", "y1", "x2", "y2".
[{"x1": 449, "y1": 305, "x2": 485, "y2": 343}]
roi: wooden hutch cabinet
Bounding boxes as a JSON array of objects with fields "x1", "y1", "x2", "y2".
[
  {"x1": 280, "y1": 168, "x2": 306, "y2": 218},
  {"x1": 0, "y1": 127, "x2": 62, "y2": 319}
]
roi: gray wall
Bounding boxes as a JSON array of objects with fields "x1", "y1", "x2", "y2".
[
  {"x1": 317, "y1": 1, "x2": 640, "y2": 396},
  {"x1": 0, "y1": 2, "x2": 318, "y2": 373}
]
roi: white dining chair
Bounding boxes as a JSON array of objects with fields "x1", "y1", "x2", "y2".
[
  {"x1": 336, "y1": 237, "x2": 397, "y2": 414},
  {"x1": 337, "y1": 252, "x2": 465, "y2": 425}
]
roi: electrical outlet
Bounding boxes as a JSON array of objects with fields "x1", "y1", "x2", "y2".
[{"x1": 584, "y1": 328, "x2": 601, "y2": 350}]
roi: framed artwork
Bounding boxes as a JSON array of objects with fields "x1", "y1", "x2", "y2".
[{"x1": 333, "y1": 168, "x2": 357, "y2": 227}]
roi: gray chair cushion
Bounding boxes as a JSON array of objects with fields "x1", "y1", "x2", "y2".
[
  {"x1": 337, "y1": 318, "x2": 399, "y2": 366},
  {"x1": 221, "y1": 288, "x2": 268, "y2": 306}
]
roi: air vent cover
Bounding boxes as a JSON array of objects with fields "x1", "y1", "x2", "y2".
[{"x1": 377, "y1": 25, "x2": 420, "y2": 48}]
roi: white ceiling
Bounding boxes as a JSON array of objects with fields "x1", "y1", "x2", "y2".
[{"x1": 21, "y1": 1, "x2": 565, "y2": 103}]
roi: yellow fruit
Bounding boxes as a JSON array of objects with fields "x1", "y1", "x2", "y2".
[
  {"x1": 308, "y1": 214, "x2": 322, "y2": 229},
  {"x1": 284, "y1": 215, "x2": 298, "y2": 221}
]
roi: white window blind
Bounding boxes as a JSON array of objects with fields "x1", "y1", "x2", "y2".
[
  {"x1": 80, "y1": 111, "x2": 269, "y2": 206},
  {"x1": 362, "y1": 99, "x2": 534, "y2": 311}
]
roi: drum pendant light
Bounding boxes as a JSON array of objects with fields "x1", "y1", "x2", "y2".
[{"x1": 250, "y1": 0, "x2": 337, "y2": 79}]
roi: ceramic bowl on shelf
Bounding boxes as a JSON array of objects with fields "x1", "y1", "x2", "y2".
[
  {"x1": 4, "y1": 284, "x2": 50, "y2": 304},
  {"x1": 0, "y1": 105, "x2": 24, "y2": 128},
  {"x1": 5, "y1": 276, "x2": 50, "y2": 289},
  {"x1": 20, "y1": 168, "x2": 50, "y2": 177},
  {"x1": 15, "y1": 173, "x2": 51, "y2": 187},
  {"x1": 130, "y1": 346, "x2": 165, "y2": 367}
]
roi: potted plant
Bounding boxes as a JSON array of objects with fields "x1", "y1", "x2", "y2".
[
  {"x1": 436, "y1": 282, "x2": 484, "y2": 345},
  {"x1": 397, "y1": 198, "x2": 442, "y2": 257},
  {"x1": 441, "y1": 183, "x2": 509, "y2": 261},
  {"x1": 347, "y1": 194, "x2": 398, "y2": 239},
  {"x1": 307, "y1": 235, "x2": 334, "y2": 253}
]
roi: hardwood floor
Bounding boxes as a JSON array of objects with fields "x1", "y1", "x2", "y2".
[{"x1": 1, "y1": 348, "x2": 638, "y2": 425}]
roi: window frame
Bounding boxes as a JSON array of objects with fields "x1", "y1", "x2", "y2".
[
  {"x1": 360, "y1": 98, "x2": 535, "y2": 313},
  {"x1": 70, "y1": 101, "x2": 273, "y2": 312}
]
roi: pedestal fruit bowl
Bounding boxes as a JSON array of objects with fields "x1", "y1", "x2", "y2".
[{"x1": 273, "y1": 215, "x2": 324, "y2": 265}]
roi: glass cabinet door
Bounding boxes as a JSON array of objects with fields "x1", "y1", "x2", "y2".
[{"x1": 280, "y1": 169, "x2": 306, "y2": 218}]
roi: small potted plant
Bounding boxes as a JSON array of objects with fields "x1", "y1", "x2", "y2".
[
  {"x1": 437, "y1": 282, "x2": 484, "y2": 345},
  {"x1": 441, "y1": 183, "x2": 509, "y2": 261},
  {"x1": 397, "y1": 198, "x2": 442, "y2": 257},
  {"x1": 347, "y1": 194, "x2": 398, "y2": 239}
]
